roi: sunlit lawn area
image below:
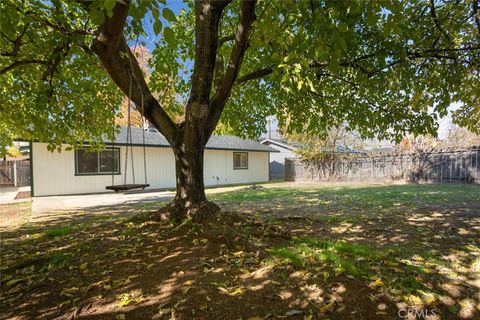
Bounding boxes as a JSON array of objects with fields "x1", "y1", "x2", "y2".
[{"x1": 1, "y1": 183, "x2": 479, "y2": 319}]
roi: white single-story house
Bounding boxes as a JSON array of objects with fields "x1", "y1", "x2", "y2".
[
  {"x1": 30, "y1": 127, "x2": 278, "y2": 196},
  {"x1": 260, "y1": 138, "x2": 297, "y2": 180}
]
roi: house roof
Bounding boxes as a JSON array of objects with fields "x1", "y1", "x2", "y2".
[
  {"x1": 106, "y1": 127, "x2": 278, "y2": 152},
  {"x1": 333, "y1": 145, "x2": 365, "y2": 154},
  {"x1": 260, "y1": 138, "x2": 368, "y2": 154},
  {"x1": 368, "y1": 147, "x2": 395, "y2": 153},
  {"x1": 260, "y1": 138, "x2": 298, "y2": 150}
]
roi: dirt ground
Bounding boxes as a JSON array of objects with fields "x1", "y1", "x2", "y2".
[
  {"x1": 0, "y1": 183, "x2": 479, "y2": 320},
  {"x1": 0, "y1": 202, "x2": 31, "y2": 229}
]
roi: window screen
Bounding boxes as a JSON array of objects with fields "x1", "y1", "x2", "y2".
[
  {"x1": 76, "y1": 148, "x2": 120, "y2": 175},
  {"x1": 99, "y1": 149, "x2": 119, "y2": 173},
  {"x1": 233, "y1": 152, "x2": 248, "y2": 169}
]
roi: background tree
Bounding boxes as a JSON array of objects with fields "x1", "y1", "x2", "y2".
[
  {"x1": 396, "y1": 124, "x2": 480, "y2": 152},
  {"x1": 396, "y1": 134, "x2": 440, "y2": 153},
  {"x1": 285, "y1": 124, "x2": 366, "y2": 179},
  {"x1": 4, "y1": 145, "x2": 21, "y2": 159},
  {"x1": 442, "y1": 124, "x2": 480, "y2": 148},
  {"x1": 1, "y1": 0, "x2": 479, "y2": 222}
]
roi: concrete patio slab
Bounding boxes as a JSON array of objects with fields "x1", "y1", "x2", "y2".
[
  {"x1": 32, "y1": 190, "x2": 175, "y2": 214},
  {"x1": 28, "y1": 183, "x2": 280, "y2": 215},
  {"x1": 0, "y1": 186, "x2": 31, "y2": 204}
]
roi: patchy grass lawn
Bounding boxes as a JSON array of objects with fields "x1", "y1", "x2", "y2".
[{"x1": 1, "y1": 183, "x2": 479, "y2": 319}]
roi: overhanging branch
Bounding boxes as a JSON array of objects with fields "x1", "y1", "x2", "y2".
[
  {"x1": 90, "y1": 0, "x2": 177, "y2": 142},
  {"x1": 235, "y1": 66, "x2": 273, "y2": 85},
  {"x1": 0, "y1": 59, "x2": 47, "y2": 75},
  {"x1": 232, "y1": 44, "x2": 480, "y2": 86}
]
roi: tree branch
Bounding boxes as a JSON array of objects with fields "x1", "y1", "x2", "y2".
[
  {"x1": 0, "y1": 59, "x2": 47, "y2": 75},
  {"x1": 235, "y1": 66, "x2": 273, "y2": 85},
  {"x1": 207, "y1": 0, "x2": 257, "y2": 133},
  {"x1": 186, "y1": 0, "x2": 231, "y2": 115},
  {"x1": 233, "y1": 44, "x2": 479, "y2": 86},
  {"x1": 91, "y1": 0, "x2": 177, "y2": 142},
  {"x1": 1, "y1": 23, "x2": 30, "y2": 57},
  {"x1": 473, "y1": 0, "x2": 480, "y2": 36},
  {"x1": 429, "y1": 0, "x2": 452, "y2": 42},
  {"x1": 233, "y1": 54, "x2": 376, "y2": 86},
  {"x1": 218, "y1": 34, "x2": 235, "y2": 46}
]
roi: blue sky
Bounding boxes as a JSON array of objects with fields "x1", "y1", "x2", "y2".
[{"x1": 139, "y1": 0, "x2": 187, "y2": 53}]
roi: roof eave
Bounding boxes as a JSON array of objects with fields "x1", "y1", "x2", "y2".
[{"x1": 260, "y1": 138, "x2": 297, "y2": 150}]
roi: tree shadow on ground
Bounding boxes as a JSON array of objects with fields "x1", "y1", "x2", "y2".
[{"x1": 1, "y1": 183, "x2": 479, "y2": 319}]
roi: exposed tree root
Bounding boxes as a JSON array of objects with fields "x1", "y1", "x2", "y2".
[
  {"x1": 184, "y1": 200, "x2": 220, "y2": 224},
  {"x1": 129, "y1": 200, "x2": 220, "y2": 225}
]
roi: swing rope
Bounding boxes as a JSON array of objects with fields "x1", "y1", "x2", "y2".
[
  {"x1": 123, "y1": 76, "x2": 132, "y2": 185},
  {"x1": 111, "y1": 117, "x2": 115, "y2": 187},
  {"x1": 141, "y1": 93, "x2": 148, "y2": 185},
  {"x1": 129, "y1": 101, "x2": 135, "y2": 185},
  {"x1": 106, "y1": 47, "x2": 149, "y2": 192}
]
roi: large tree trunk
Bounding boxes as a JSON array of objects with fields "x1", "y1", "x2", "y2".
[{"x1": 169, "y1": 128, "x2": 220, "y2": 224}]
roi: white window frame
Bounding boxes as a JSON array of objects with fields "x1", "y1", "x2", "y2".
[
  {"x1": 233, "y1": 152, "x2": 248, "y2": 170},
  {"x1": 75, "y1": 148, "x2": 120, "y2": 176}
]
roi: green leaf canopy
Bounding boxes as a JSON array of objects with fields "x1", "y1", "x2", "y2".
[{"x1": 1, "y1": 0, "x2": 479, "y2": 155}]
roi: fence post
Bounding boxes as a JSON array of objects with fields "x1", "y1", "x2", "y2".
[
  {"x1": 440, "y1": 154, "x2": 443, "y2": 182},
  {"x1": 371, "y1": 158, "x2": 374, "y2": 182},
  {"x1": 13, "y1": 161, "x2": 17, "y2": 187},
  {"x1": 450, "y1": 155, "x2": 453, "y2": 182},
  {"x1": 427, "y1": 154, "x2": 430, "y2": 182},
  {"x1": 475, "y1": 150, "x2": 480, "y2": 181}
]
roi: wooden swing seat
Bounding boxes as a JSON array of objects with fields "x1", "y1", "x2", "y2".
[{"x1": 106, "y1": 184, "x2": 150, "y2": 193}]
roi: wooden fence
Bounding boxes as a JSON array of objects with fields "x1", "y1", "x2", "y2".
[
  {"x1": 0, "y1": 160, "x2": 30, "y2": 186},
  {"x1": 285, "y1": 149, "x2": 480, "y2": 183}
]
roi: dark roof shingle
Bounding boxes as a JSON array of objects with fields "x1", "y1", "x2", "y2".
[{"x1": 106, "y1": 127, "x2": 277, "y2": 152}]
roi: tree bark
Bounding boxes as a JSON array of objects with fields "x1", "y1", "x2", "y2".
[{"x1": 168, "y1": 125, "x2": 220, "y2": 224}]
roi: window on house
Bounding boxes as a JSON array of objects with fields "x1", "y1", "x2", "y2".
[
  {"x1": 75, "y1": 148, "x2": 120, "y2": 175},
  {"x1": 233, "y1": 152, "x2": 248, "y2": 169}
]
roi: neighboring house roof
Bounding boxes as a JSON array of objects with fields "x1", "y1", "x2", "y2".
[
  {"x1": 19, "y1": 146, "x2": 30, "y2": 155},
  {"x1": 260, "y1": 138, "x2": 366, "y2": 154},
  {"x1": 368, "y1": 147, "x2": 395, "y2": 153},
  {"x1": 260, "y1": 138, "x2": 298, "y2": 150},
  {"x1": 334, "y1": 145, "x2": 365, "y2": 154},
  {"x1": 105, "y1": 127, "x2": 278, "y2": 152}
]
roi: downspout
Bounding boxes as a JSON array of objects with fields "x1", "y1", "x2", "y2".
[
  {"x1": 29, "y1": 141, "x2": 34, "y2": 197},
  {"x1": 268, "y1": 151, "x2": 271, "y2": 181}
]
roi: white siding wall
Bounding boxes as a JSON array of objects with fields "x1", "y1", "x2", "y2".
[
  {"x1": 266, "y1": 144, "x2": 296, "y2": 164},
  {"x1": 260, "y1": 142, "x2": 296, "y2": 180},
  {"x1": 32, "y1": 143, "x2": 269, "y2": 196}
]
